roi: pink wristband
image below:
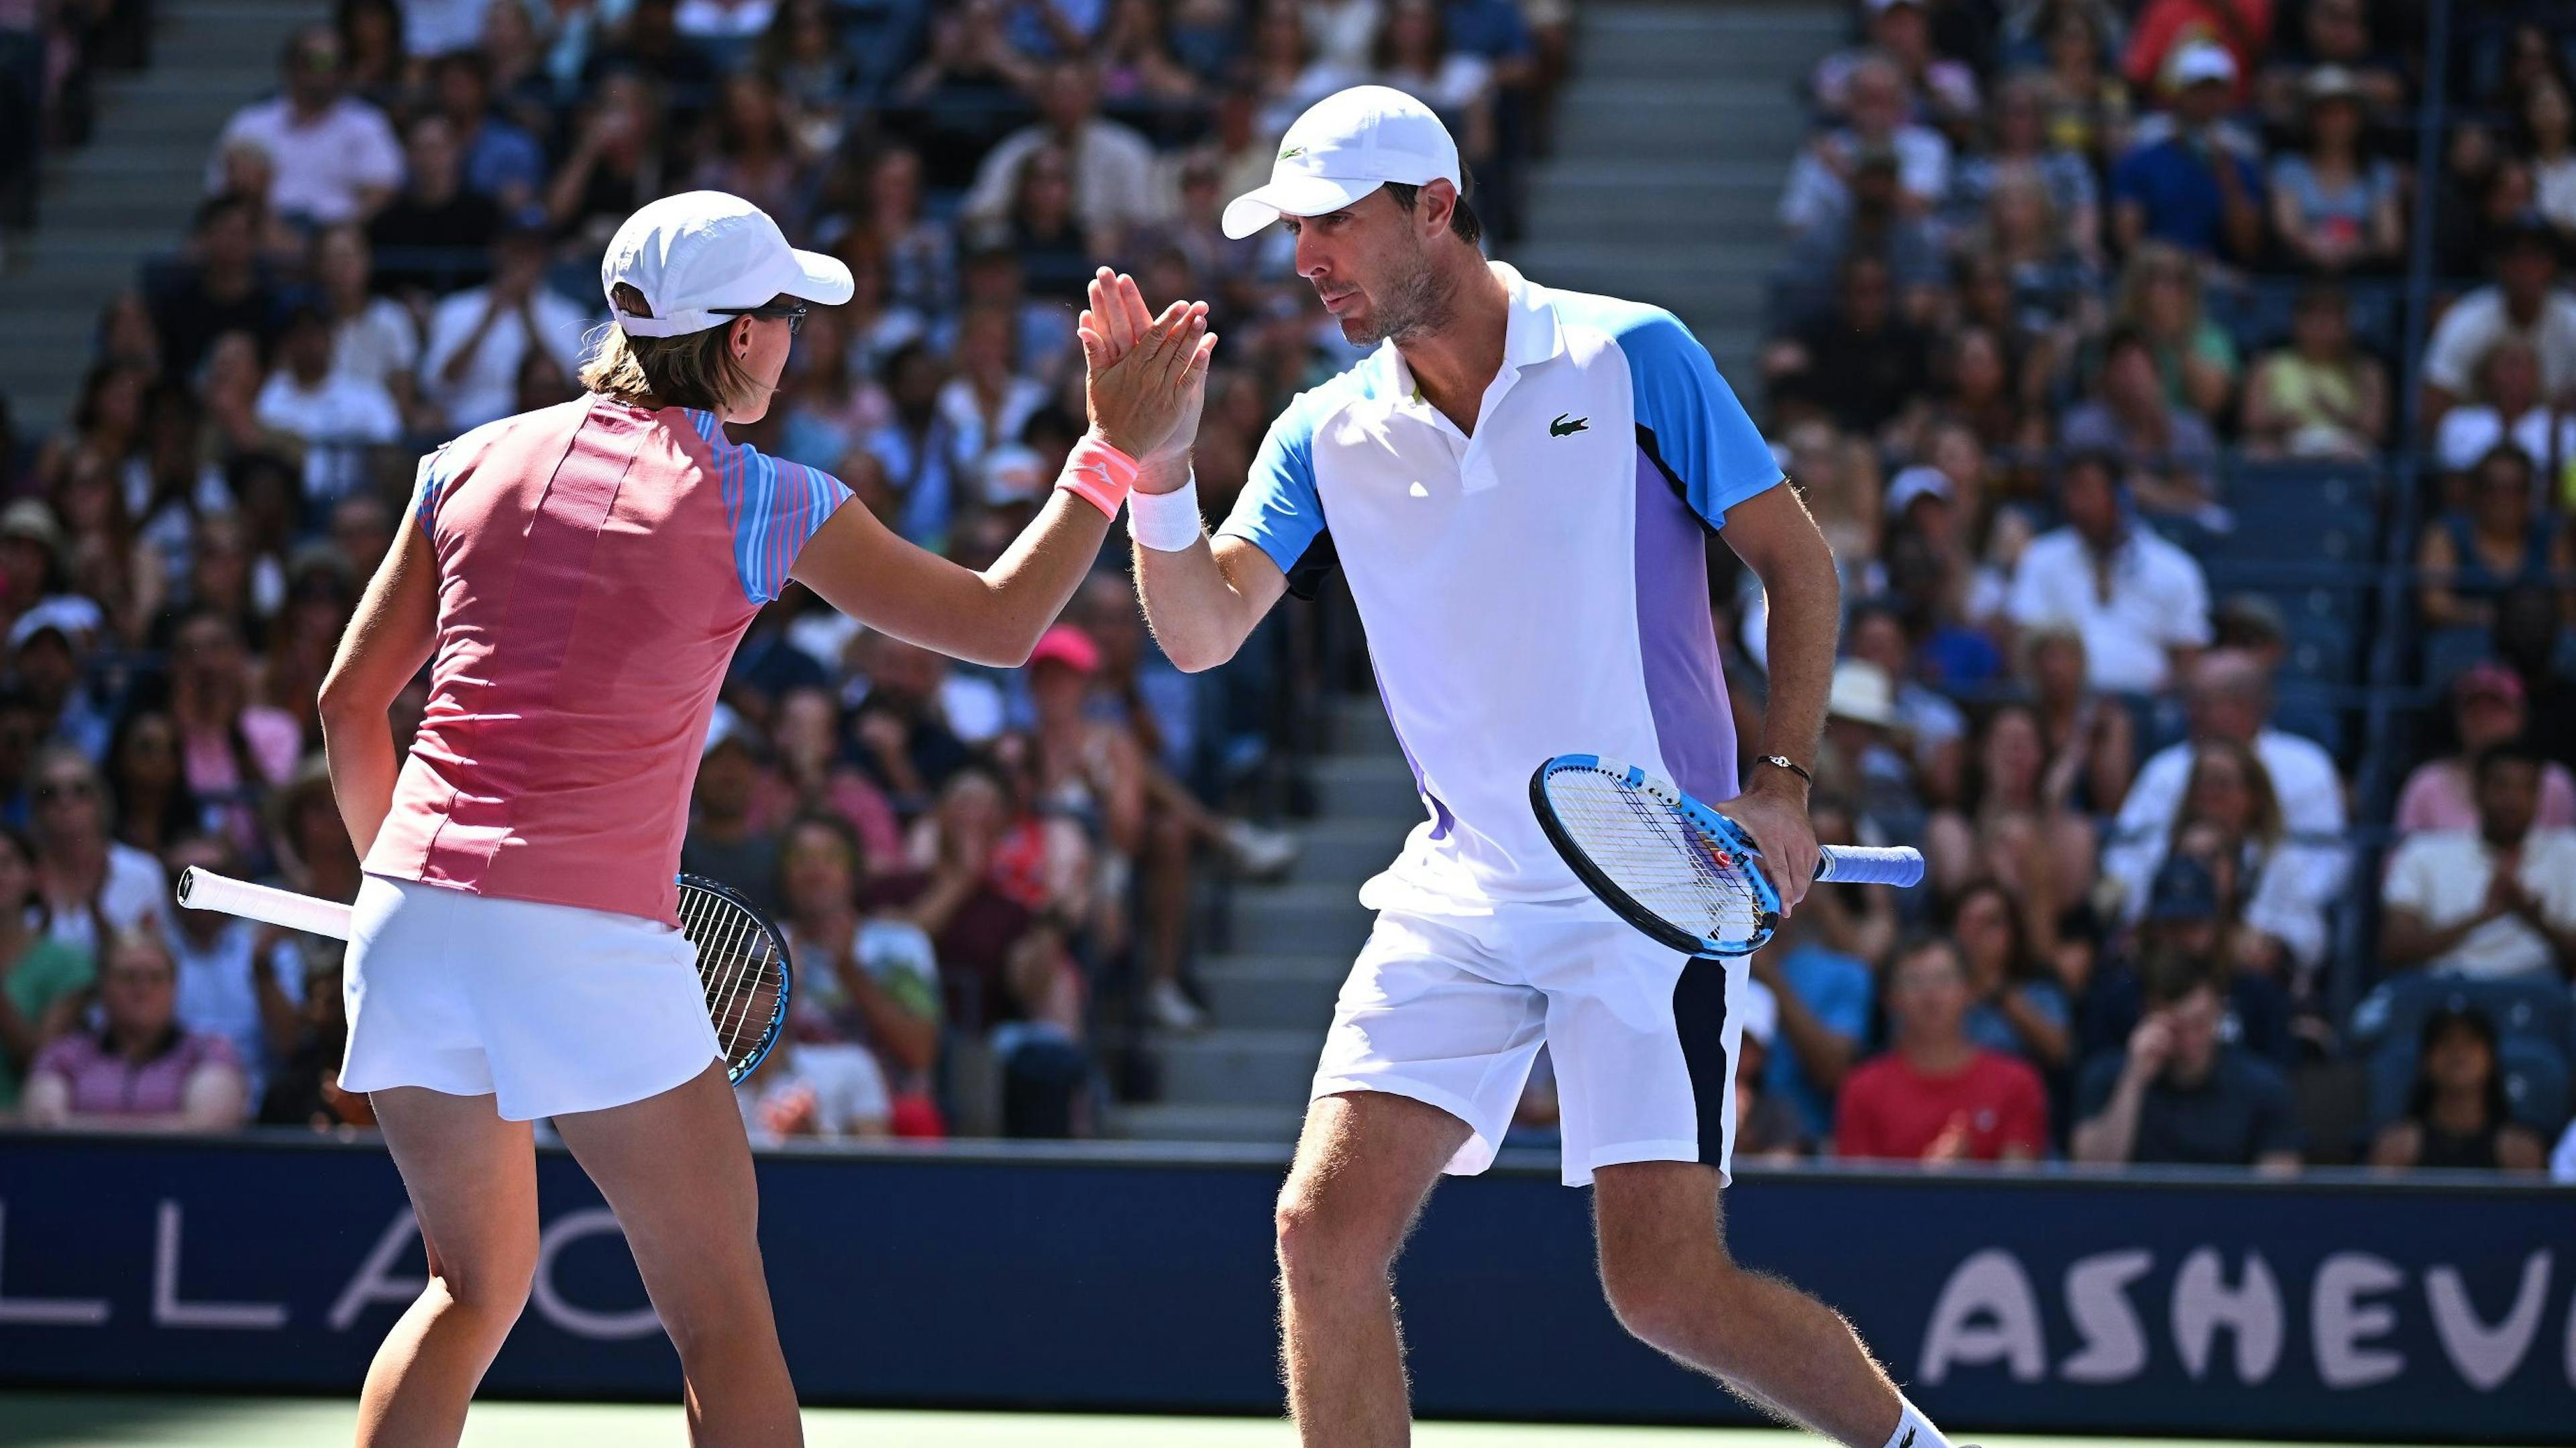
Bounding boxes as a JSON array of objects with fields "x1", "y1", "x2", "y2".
[{"x1": 1058, "y1": 436, "x2": 1139, "y2": 518}]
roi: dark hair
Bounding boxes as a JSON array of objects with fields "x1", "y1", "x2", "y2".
[
  {"x1": 1382, "y1": 171, "x2": 1484, "y2": 247},
  {"x1": 2475, "y1": 439, "x2": 2537, "y2": 488},
  {"x1": 429, "y1": 48, "x2": 488, "y2": 92},
  {"x1": 2141, "y1": 949, "x2": 2218, "y2": 1009},
  {"x1": 2056, "y1": 445, "x2": 2124, "y2": 491},
  {"x1": 2473, "y1": 733, "x2": 2549, "y2": 784},
  {"x1": 192, "y1": 192, "x2": 256, "y2": 234},
  {"x1": 2100, "y1": 322, "x2": 2153, "y2": 364},
  {"x1": 1947, "y1": 877, "x2": 2046, "y2": 979},
  {"x1": 2294, "y1": 280, "x2": 2349, "y2": 318},
  {"x1": 1891, "y1": 930, "x2": 1966, "y2": 981},
  {"x1": 777, "y1": 811, "x2": 867, "y2": 900},
  {"x1": 2406, "y1": 1004, "x2": 2506, "y2": 1128}
]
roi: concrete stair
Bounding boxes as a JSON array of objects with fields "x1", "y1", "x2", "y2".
[
  {"x1": 1, "y1": 0, "x2": 316, "y2": 431},
  {"x1": 1513, "y1": 0, "x2": 1845, "y2": 396},
  {"x1": 1107, "y1": 695, "x2": 1413, "y2": 1145}
]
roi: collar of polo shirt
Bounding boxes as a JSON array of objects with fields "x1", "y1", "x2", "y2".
[{"x1": 1377, "y1": 264, "x2": 1566, "y2": 492}]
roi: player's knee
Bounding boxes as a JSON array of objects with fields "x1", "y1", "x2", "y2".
[
  {"x1": 431, "y1": 1250, "x2": 533, "y2": 1338},
  {"x1": 1274, "y1": 1181, "x2": 1398, "y2": 1288},
  {"x1": 1601, "y1": 1258, "x2": 1748, "y2": 1363}
]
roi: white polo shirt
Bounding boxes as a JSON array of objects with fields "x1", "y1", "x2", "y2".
[
  {"x1": 2006, "y1": 524, "x2": 2212, "y2": 695},
  {"x1": 1218, "y1": 263, "x2": 1781, "y2": 909}
]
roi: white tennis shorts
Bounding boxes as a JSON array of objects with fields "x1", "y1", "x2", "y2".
[
  {"x1": 341, "y1": 874, "x2": 721, "y2": 1121},
  {"x1": 1313, "y1": 897, "x2": 1749, "y2": 1187}
]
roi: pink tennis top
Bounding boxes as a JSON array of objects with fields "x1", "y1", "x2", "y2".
[{"x1": 366, "y1": 396, "x2": 850, "y2": 925}]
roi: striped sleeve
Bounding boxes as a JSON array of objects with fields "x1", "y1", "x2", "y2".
[
  {"x1": 411, "y1": 444, "x2": 453, "y2": 537},
  {"x1": 702, "y1": 419, "x2": 853, "y2": 604}
]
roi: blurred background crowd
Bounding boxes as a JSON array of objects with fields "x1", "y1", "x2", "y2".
[{"x1": 0, "y1": 0, "x2": 2571, "y2": 1182}]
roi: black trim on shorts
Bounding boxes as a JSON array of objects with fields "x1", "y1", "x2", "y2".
[{"x1": 1671, "y1": 959, "x2": 1732, "y2": 1171}]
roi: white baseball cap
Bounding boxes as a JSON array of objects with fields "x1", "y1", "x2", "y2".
[
  {"x1": 600, "y1": 190, "x2": 853, "y2": 338},
  {"x1": 2167, "y1": 40, "x2": 2239, "y2": 90},
  {"x1": 1883, "y1": 465, "x2": 1955, "y2": 516},
  {"x1": 1221, "y1": 85, "x2": 1461, "y2": 240}
]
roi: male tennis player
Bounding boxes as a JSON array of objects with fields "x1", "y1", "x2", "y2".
[
  {"x1": 317, "y1": 190, "x2": 1210, "y2": 1447},
  {"x1": 1119, "y1": 89, "x2": 1958, "y2": 1448}
]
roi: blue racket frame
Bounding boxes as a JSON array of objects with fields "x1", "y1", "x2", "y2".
[
  {"x1": 677, "y1": 873, "x2": 793, "y2": 1084},
  {"x1": 1530, "y1": 753, "x2": 1924, "y2": 959}
]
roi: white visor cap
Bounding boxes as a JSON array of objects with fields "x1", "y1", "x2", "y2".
[
  {"x1": 1221, "y1": 85, "x2": 1462, "y2": 240},
  {"x1": 601, "y1": 190, "x2": 853, "y2": 337}
]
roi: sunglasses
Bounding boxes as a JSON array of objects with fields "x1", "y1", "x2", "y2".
[{"x1": 714, "y1": 302, "x2": 810, "y2": 336}]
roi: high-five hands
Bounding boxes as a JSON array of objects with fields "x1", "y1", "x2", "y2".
[{"x1": 1079, "y1": 267, "x2": 1216, "y2": 486}]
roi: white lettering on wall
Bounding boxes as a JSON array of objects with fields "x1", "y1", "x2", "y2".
[
  {"x1": 152, "y1": 1201, "x2": 286, "y2": 1329},
  {"x1": 2172, "y1": 1248, "x2": 2284, "y2": 1382},
  {"x1": 1919, "y1": 1249, "x2": 2045, "y2": 1384},
  {"x1": 2426, "y1": 1251, "x2": 2551, "y2": 1392},
  {"x1": 2313, "y1": 1252, "x2": 2406, "y2": 1388},
  {"x1": 0, "y1": 1201, "x2": 109, "y2": 1326},
  {"x1": 2059, "y1": 1250, "x2": 2153, "y2": 1384},
  {"x1": 530, "y1": 1209, "x2": 659, "y2": 1341},
  {"x1": 329, "y1": 1211, "x2": 428, "y2": 1332}
]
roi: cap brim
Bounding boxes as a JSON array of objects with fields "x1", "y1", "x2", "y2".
[
  {"x1": 783, "y1": 246, "x2": 854, "y2": 307},
  {"x1": 1221, "y1": 174, "x2": 1387, "y2": 239}
]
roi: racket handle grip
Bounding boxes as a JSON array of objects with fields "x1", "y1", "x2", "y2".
[
  {"x1": 1814, "y1": 845, "x2": 1925, "y2": 888},
  {"x1": 176, "y1": 867, "x2": 356, "y2": 940}
]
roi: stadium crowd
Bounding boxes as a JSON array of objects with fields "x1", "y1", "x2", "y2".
[
  {"x1": 0, "y1": 0, "x2": 2572, "y2": 1180},
  {"x1": 1663, "y1": 0, "x2": 2576, "y2": 1178}
]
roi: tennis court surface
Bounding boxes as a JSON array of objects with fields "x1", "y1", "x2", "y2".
[{"x1": 0, "y1": 1396, "x2": 2493, "y2": 1448}]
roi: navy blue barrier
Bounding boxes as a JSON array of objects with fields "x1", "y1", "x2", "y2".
[{"x1": 0, "y1": 1132, "x2": 2568, "y2": 1441}]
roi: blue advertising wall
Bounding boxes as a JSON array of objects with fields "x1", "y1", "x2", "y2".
[{"x1": 0, "y1": 1131, "x2": 2569, "y2": 1441}]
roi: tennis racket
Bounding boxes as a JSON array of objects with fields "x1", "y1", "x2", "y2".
[
  {"x1": 174, "y1": 868, "x2": 793, "y2": 1083},
  {"x1": 1530, "y1": 754, "x2": 1925, "y2": 958}
]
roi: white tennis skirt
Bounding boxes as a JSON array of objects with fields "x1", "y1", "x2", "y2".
[{"x1": 341, "y1": 874, "x2": 721, "y2": 1121}]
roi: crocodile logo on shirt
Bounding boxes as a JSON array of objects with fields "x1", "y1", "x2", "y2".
[
  {"x1": 1279, "y1": 146, "x2": 1306, "y2": 160},
  {"x1": 1550, "y1": 414, "x2": 1589, "y2": 437}
]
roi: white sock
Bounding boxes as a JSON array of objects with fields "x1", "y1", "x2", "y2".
[{"x1": 1881, "y1": 1396, "x2": 1953, "y2": 1448}]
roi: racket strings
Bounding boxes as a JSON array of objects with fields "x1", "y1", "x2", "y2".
[
  {"x1": 1546, "y1": 767, "x2": 1767, "y2": 947},
  {"x1": 678, "y1": 883, "x2": 785, "y2": 1078}
]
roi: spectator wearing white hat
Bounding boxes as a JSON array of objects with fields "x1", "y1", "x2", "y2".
[
  {"x1": 1825, "y1": 657, "x2": 1927, "y2": 849},
  {"x1": 2110, "y1": 41, "x2": 2265, "y2": 264}
]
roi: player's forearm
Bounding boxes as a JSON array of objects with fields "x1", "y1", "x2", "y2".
[
  {"x1": 967, "y1": 489, "x2": 1116, "y2": 664},
  {"x1": 1745, "y1": 506, "x2": 1840, "y2": 771},
  {"x1": 320, "y1": 706, "x2": 404, "y2": 860},
  {"x1": 1135, "y1": 535, "x2": 1269, "y2": 673}
]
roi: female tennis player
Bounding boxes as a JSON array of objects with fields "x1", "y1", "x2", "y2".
[{"x1": 316, "y1": 190, "x2": 1212, "y2": 1447}]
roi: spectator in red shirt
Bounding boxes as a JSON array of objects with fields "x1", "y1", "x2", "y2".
[{"x1": 1834, "y1": 934, "x2": 2049, "y2": 1165}]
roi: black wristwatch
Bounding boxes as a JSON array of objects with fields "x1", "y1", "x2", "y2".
[{"x1": 1756, "y1": 755, "x2": 1813, "y2": 787}]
